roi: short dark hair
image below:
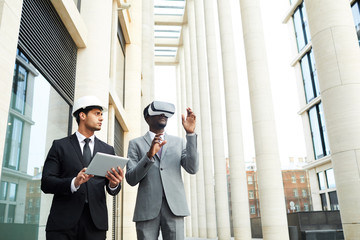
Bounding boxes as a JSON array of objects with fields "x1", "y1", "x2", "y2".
[
  {"x1": 143, "y1": 104, "x2": 150, "y2": 119},
  {"x1": 74, "y1": 106, "x2": 103, "y2": 125}
]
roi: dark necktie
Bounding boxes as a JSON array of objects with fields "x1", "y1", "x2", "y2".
[{"x1": 83, "y1": 138, "x2": 92, "y2": 166}]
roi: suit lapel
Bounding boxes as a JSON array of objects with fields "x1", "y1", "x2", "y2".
[
  {"x1": 143, "y1": 132, "x2": 152, "y2": 147},
  {"x1": 70, "y1": 133, "x2": 86, "y2": 166},
  {"x1": 93, "y1": 137, "x2": 102, "y2": 161}
]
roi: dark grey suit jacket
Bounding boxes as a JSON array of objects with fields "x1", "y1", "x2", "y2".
[
  {"x1": 41, "y1": 133, "x2": 121, "y2": 231},
  {"x1": 126, "y1": 132, "x2": 198, "y2": 222}
]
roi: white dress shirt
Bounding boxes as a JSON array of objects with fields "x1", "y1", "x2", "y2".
[{"x1": 71, "y1": 131, "x2": 118, "y2": 193}]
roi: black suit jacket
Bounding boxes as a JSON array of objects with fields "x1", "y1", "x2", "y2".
[{"x1": 41, "y1": 133, "x2": 121, "y2": 231}]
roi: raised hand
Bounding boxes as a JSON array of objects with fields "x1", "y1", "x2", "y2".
[{"x1": 182, "y1": 107, "x2": 196, "y2": 134}]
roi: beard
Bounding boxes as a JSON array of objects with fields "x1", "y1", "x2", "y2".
[{"x1": 157, "y1": 122, "x2": 167, "y2": 129}]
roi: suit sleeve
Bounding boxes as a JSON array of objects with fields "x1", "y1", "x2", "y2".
[
  {"x1": 181, "y1": 134, "x2": 199, "y2": 174},
  {"x1": 41, "y1": 140, "x2": 73, "y2": 195},
  {"x1": 105, "y1": 146, "x2": 122, "y2": 196},
  {"x1": 125, "y1": 140, "x2": 155, "y2": 186}
]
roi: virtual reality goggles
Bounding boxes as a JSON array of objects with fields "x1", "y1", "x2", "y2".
[{"x1": 145, "y1": 101, "x2": 175, "y2": 118}]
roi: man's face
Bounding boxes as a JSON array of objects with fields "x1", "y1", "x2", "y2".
[
  {"x1": 83, "y1": 108, "x2": 103, "y2": 131},
  {"x1": 146, "y1": 114, "x2": 168, "y2": 130}
]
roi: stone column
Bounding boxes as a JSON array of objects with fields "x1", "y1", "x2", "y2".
[
  {"x1": 122, "y1": 0, "x2": 143, "y2": 239},
  {"x1": 182, "y1": 25, "x2": 193, "y2": 237},
  {"x1": 187, "y1": 1, "x2": 205, "y2": 236},
  {"x1": 74, "y1": 1, "x2": 115, "y2": 239},
  {"x1": 74, "y1": 0, "x2": 113, "y2": 138},
  {"x1": 204, "y1": 0, "x2": 252, "y2": 239},
  {"x1": 239, "y1": 0, "x2": 289, "y2": 239},
  {"x1": 0, "y1": 0, "x2": 23, "y2": 172},
  {"x1": 193, "y1": 0, "x2": 223, "y2": 238},
  {"x1": 304, "y1": 0, "x2": 360, "y2": 238},
  {"x1": 141, "y1": 0, "x2": 154, "y2": 133},
  {"x1": 215, "y1": 0, "x2": 249, "y2": 238}
]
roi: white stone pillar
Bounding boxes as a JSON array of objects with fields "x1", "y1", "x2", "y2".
[
  {"x1": 141, "y1": 0, "x2": 154, "y2": 133},
  {"x1": 193, "y1": 0, "x2": 222, "y2": 238},
  {"x1": 204, "y1": 0, "x2": 252, "y2": 239},
  {"x1": 304, "y1": 0, "x2": 360, "y2": 238},
  {"x1": 122, "y1": 0, "x2": 143, "y2": 239},
  {"x1": 75, "y1": 0, "x2": 113, "y2": 139},
  {"x1": 187, "y1": 1, "x2": 205, "y2": 236},
  {"x1": 195, "y1": 1, "x2": 219, "y2": 238},
  {"x1": 239, "y1": 0, "x2": 289, "y2": 239},
  {"x1": 74, "y1": 2, "x2": 115, "y2": 239},
  {"x1": 215, "y1": 0, "x2": 250, "y2": 238},
  {"x1": 0, "y1": 0, "x2": 23, "y2": 173},
  {"x1": 179, "y1": 47, "x2": 187, "y2": 133},
  {"x1": 182, "y1": 25, "x2": 193, "y2": 237}
]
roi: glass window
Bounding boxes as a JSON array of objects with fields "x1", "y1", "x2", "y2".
[
  {"x1": 300, "y1": 49, "x2": 320, "y2": 103},
  {"x1": 300, "y1": 175, "x2": 305, "y2": 183},
  {"x1": 3, "y1": 116, "x2": 24, "y2": 170},
  {"x1": 250, "y1": 205, "x2": 256, "y2": 215},
  {"x1": 1, "y1": 49, "x2": 70, "y2": 238},
  {"x1": 320, "y1": 193, "x2": 328, "y2": 211},
  {"x1": 248, "y1": 176, "x2": 253, "y2": 184},
  {"x1": 351, "y1": 1, "x2": 360, "y2": 45},
  {"x1": 8, "y1": 183, "x2": 17, "y2": 202},
  {"x1": 308, "y1": 103, "x2": 330, "y2": 159},
  {"x1": 293, "y1": 189, "x2": 298, "y2": 197},
  {"x1": 291, "y1": 176, "x2": 296, "y2": 183},
  {"x1": 318, "y1": 171, "x2": 326, "y2": 190},
  {"x1": 326, "y1": 168, "x2": 336, "y2": 189},
  {"x1": 0, "y1": 204, "x2": 5, "y2": 223},
  {"x1": 0, "y1": 181, "x2": 7, "y2": 200},
  {"x1": 318, "y1": 103, "x2": 330, "y2": 156},
  {"x1": 302, "y1": 189, "x2": 307, "y2": 197},
  {"x1": 304, "y1": 203, "x2": 309, "y2": 211},
  {"x1": 7, "y1": 205, "x2": 16, "y2": 223},
  {"x1": 293, "y1": 3, "x2": 311, "y2": 52},
  {"x1": 249, "y1": 190, "x2": 254, "y2": 199},
  {"x1": 116, "y1": 21, "x2": 126, "y2": 106},
  {"x1": 295, "y1": 204, "x2": 300, "y2": 212},
  {"x1": 11, "y1": 64, "x2": 28, "y2": 114},
  {"x1": 329, "y1": 191, "x2": 339, "y2": 210}
]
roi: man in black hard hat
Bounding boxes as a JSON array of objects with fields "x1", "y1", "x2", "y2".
[{"x1": 41, "y1": 95, "x2": 124, "y2": 240}]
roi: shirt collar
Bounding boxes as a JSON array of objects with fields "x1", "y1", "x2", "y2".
[
  {"x1": 148, "y1": 131, "x2": 165, "y2": 141},
  {"x1": 76, "y1": 131, "x2": 95, "y2": 142}
]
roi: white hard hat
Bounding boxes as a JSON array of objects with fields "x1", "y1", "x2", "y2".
[{"x1": 72, "y1": 95, "x2": 107, "y2": 117}]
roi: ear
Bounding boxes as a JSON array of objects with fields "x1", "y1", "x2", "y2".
[{"x1": 80, "y1": 112, "x2": 86, "y2": 120}]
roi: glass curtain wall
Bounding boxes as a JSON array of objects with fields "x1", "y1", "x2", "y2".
[{"x1": 0, "y1": 49, "x2": 70, "y2": 239}]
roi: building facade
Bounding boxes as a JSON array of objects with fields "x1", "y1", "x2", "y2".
[
  {"x1": 1, "y1": 0, "x2": 360, "y2": 239},
  {"x1": 283, "y1": 0, "x2": 360, "y2": 238},
  {"x1": 0, "y1": 0, "x2": 140, "y2": 239}
]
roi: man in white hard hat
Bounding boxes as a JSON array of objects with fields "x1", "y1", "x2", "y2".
[{"x1": 41, "y1": 95, "x2": 124, "y2": 240}]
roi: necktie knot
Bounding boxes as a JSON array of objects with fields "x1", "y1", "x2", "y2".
[{"x1": 84, "y1": 138, "x2": 90, "y2": 144}]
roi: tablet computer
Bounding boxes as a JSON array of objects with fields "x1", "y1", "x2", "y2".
[{"x1": 85, "y1": 152, "x2": 128, "y2": 177}]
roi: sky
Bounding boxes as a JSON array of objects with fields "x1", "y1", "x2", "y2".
[{"x1": 154, "y1": 0, "x2": 307, "y2": 169}]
